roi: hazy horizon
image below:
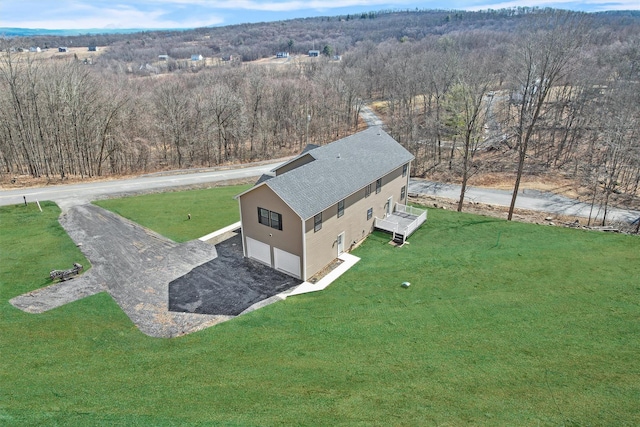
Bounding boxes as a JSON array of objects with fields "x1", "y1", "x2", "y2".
[{"x1": 1, "y1": 0, "x2": 639, "y2": 33}]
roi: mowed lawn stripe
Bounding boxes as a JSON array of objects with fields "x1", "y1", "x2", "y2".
[{"x1": 1, "y1": 191, "x2": 638, "y2": 425}]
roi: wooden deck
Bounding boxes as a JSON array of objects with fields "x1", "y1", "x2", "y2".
[{"x1": 374, "y1": 204, "x2": 427, "y2": 244}]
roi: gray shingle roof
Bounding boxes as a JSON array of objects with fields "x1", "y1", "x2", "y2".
[
  {"x1": 263, "y1": 127, "x2": 413, "y2": 220},
  {"x1": 254, "y1": 173, "x2": 275, "y2": 185}
]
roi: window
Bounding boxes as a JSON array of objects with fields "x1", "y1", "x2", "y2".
[
  {"x1": 376, "y1": 178, "x2": 382, "y2": 194},
  {"x1": 258, "y1": 207, "x2": 270, "y2": 226},
  {"x1": 401, "y1": 185, "x2": 406, "y2": 200},
  {"x1": 365, "y1": 184, "x2": 371, "y2": 198},
  {"x1": 338, "y1": 200, "x2": 345, "y2": 218},
  {"x1": 270, "y1": 211, "x2": 282, "y2": 230},
  {"x1": 367, "y1": 208, "x2": 373, "y2": 220},
  {"x1": 258, "y1": 207, "x2": 282, "y2": 230},
  {"x1": 403, "y1": 164, "x2": 408, "y2": 177},
  {"x1": 314, "y1": 213, "x2": 322, "y2": 232}
]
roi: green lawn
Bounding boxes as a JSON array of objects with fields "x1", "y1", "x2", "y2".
[
  {"x1": 93, "y1": 184, "x2": 252, "y2": 242},
  {"x1": 1, "y1": 192, "x2": 639, "y2": 426}
]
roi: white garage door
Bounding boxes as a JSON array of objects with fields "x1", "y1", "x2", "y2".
[
  {"x1": 273, "y1": 248, "x2": 301, "y2": 278},
  {"x1": 246, "y1": 237, "x2": 271, "y2": 266}
]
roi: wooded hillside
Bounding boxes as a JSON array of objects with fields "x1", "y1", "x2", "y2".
[{"x1": 1, "y1": 8, "x2": 639, "y2": 223}]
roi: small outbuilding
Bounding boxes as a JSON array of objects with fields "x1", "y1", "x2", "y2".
[{"x1": 308, "y1": 50, "x2": 320, "y2": 57}]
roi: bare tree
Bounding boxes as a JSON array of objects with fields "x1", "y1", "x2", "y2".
[
  {"x1": 153, "y1": 80, "x2": 191, "y2": 168},
  {"x1": 449, "y1": 54, "x2": 494, "y2": 211},
  {"x1": 505, "y1": 12, "x2": 587, "y2": 220}
]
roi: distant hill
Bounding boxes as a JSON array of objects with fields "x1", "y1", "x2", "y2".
[{"x1": 0, "y1": 27, "x2": 182, "y2": 37}]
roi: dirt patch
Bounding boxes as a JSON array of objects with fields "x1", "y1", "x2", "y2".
[{"x1": 307, "y1": 258, "x2": 344, "y2": 284}]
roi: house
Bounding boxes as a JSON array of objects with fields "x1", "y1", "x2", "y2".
[
  {"x1": 308, "y1": 50, "x2": 320, "y2": 57},
  {"x1": 158, "y1": 54, "x2": 170, "y2": 61},
  {"x1": 276, "y1": 52, "x2": 289, "y2": 58},
  {"x1": 88, "y1": 46, "x2": 98, "y2": 52},
  {"x1": 221, "y1": 55, "x2": 233, "y2": 62},
  {"x1": 58, "y1": 47, "x2": 68, "y2": 52},
  {"x1": 191, "y1": 54, "x2": 203, "y2": 61},
  {"x1": 236, "y1": 127, "x2": 426, "y2": 280},
  {"x1": 29, "y1": 46, "x2": 41, "y2": 52}
]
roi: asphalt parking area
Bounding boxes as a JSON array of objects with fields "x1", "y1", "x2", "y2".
[{"x1": 169, "y1": 232, "x2": 302, "y2": 316}]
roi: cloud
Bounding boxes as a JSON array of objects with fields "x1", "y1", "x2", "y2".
[
  {"x1": 146, "y1": 0, "x2": 412, "y2": 10},
  {"x1": 1, "y1": 1, "x2": 223, "y2": 29},
  {"x1": 2, "y1": 0, "x2": 638, "y2": 30},
  {"x1": 205, "y1": 0, "x2": 412, "y2": 12},
  {"x1": 464, "y1": 0, "x2": 640, "y2": 11},
  {"x1": 1, "y1": 0, "x2": 418, "y2": 30}
]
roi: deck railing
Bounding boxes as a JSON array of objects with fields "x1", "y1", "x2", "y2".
[
  {"x1": 374, "y1": 217, "x2": 399, "y2": 238},
  {"x1": 395, "y1": 203, "x2": 427, "y2": 219},
  {"x1": 374, "y1": 203, "x2": 427, "y2": 244}
]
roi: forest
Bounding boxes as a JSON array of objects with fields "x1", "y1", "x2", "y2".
[{"x1": 1, "y1": 8, "x2": 639, "y2": 223}]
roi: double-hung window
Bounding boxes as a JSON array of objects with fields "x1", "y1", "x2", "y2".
[
  {"x1": 314, "y1": 213, "x2": 322, "y2": 232},
  {"x1": 338, "y1": 200, "x2": 345, "y2": 218},
  {"x1": 376, "y1": 178, "x2": 382, "y2": 194},
  {"x1": 402, "y1": 164, "x2": 408, "y2": 177},
  {"x1": 270, "y1": 211, "x2": 282, "y2": 230},
  {"x1": 258, "y1": 207, "x2": 282, "y2": 230},
  {"x1": 365, "y1": 184, "x2": 371, "y2": 198},
  {"x1": 401, "y1": 185, "x2": 406, "y2": 200},
  {"x1": 367, "y1": 208, "x2": 373, "y2": 220},
  {"x1": 258, "y1": 207, "x2": 270, "y2": 226}
]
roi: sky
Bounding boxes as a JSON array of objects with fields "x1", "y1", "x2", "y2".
[{"x1": 1, "y1": 0, "x2": 638, "y2": 30}]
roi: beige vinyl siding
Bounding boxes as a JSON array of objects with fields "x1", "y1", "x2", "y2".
[
  {"x1": 303, "y1": 164, "x2": 409, "y2": 278},
  {"x1": 239, "y1": 184, "x2": 303, "y2": 267}
]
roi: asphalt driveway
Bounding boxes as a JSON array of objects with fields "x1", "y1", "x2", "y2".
[
  {"x1": 169, "y1": 232, "x2": 301, "y2": 316},
  {"x1": 11, "y1": 204, "x2": 301, "y2": 337}
]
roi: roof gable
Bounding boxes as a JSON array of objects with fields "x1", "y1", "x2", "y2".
[{"x1": 262, "y1": 127, "x2": 413, "y2": 220}]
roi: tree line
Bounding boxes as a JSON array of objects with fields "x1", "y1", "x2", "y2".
[
  {"x1": 0, "y1": 49, "x2": 361, "y2": 179},
  {"x1": 1, "y1": 9, "x2": 639, "y2": 225},
  {"x1": 345, "y1": 12, "x2": 639, "y2": 223}
]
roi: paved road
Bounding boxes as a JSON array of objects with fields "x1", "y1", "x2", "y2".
[
  {"x1": 409, "y1": 179, "x2": 640, "y2": 224},
  {"x1": 2, "y1": 160, "x2": 638, "y2": 224},
  {"x1": 0, "y1": 161, "x2": 283, "y2": 210}
]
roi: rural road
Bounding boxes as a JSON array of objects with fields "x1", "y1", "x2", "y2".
[
  {"x1": 0, "y1": 161, "x2": 283, "y2": 211},
  {"x1": 359, "y1": 105, "x2": 384, "y2": 126},
  {"x1": 1, "y1": 159, "x2": 638, "y2": 224},
  {"x1": 409, "y1": 180, "x2": 640, "y2": 224}
]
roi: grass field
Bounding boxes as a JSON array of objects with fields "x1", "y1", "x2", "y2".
[
  {"x1": 1, "y1": 188, "x2": 639, "y2": 425},
  {"x1": 93, "y1": 184, "x2": 252, "y2": 242}
]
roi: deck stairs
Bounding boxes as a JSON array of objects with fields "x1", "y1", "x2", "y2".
[{"x1": 374, "y1": 203, "x2": 427, "y2": 245}]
